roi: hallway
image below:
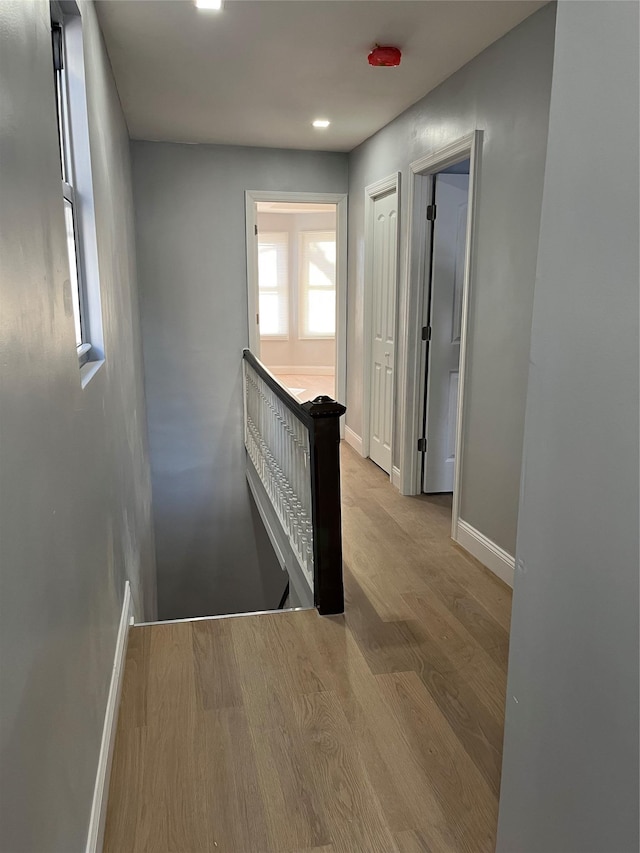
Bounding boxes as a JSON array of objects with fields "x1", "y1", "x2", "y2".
[{"x1": 104, "y1": 445, "x2": 512, "y2": 853}]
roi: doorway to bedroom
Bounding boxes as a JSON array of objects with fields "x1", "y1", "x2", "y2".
[
  {"x1": 245, "y1": 191, "x2": 347, "y2": 407},
  {"x1": 257, "y1": 200, "x2": 336, "y2": 401}
]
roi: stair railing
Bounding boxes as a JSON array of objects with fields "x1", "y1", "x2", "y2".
[{"x1": 242, "y1": 349, "x2": 345, "y2": 615}]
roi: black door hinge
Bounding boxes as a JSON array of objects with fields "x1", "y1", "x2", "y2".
[
  {"x1": 417, "y1": 437, "x2": 427, "y2": 452},
  {"x1": 426, "y1": 204, "x2": 437, "y2": 221},
  {"x1": 254, "y1": 224, "x2": 258, "y2": 236},
  {"x1": 52, "y1": 24, "x2": 64, "y2": 72},
  {"x1": 421, "y1": 325, "x2": 431, "y2": 342}
]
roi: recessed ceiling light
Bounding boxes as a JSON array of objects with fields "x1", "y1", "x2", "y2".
[
  {"x1": 195, "y1": 0, "x2": 223, "y2": 10},
  {"x1": 312, "y1": 119, "x2": 330, "y2": 129}
]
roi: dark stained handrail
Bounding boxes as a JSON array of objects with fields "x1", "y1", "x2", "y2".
[
  {"x1": 242, "y1": 348, "x2": 346, "y2": 615},
  {"x1": 243, "y1": 348, "x2": 312, "y2": 425}
]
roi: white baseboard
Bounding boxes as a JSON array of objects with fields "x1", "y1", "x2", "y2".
[
  {"x1": 85, "y1": 581, "x2": 133, "y2": 853},
  {"x1": 344, "y1": 426, "x2": 364, "y2": 455},
  {"x1": 455, "y1": 520, "x2": 515, "y2": 588},
  {"x1": 270, "y1": 365, "x2": 335, "y2": 376},
  {"x1": 392, "y1": 466, "x2": 402, "y2": 490}
]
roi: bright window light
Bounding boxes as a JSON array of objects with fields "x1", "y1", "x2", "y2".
[
  {"x1": 300, "y1": 231, "x2": 336, "y2": 338},
  {"x1": 195, "y1": 0, "x2": 223, "y2": 10},
  {"x1": 258, "y1": 232, "x2": 289, "y2": 337},
  {"x1": 312, "y1": 119, "x2": 330, "y2": 128}
]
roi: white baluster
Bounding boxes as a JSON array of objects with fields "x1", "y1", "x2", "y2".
[{"x1": 243, "y1": 360, "x2": 315, "y2": 588}]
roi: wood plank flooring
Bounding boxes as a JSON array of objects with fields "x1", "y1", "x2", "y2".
[
  {"x1": 104, "y1": 444, "x2": 512, "y2": 853},
  {"x1": 272, "y1": 373, "x2": 335, "y2": 403}
]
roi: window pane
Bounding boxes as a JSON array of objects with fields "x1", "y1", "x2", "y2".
[
  {"x1": 258, "y1": 293, "x2": 281, "y2": 337},
  {"x1": 308, "y1": 240, "x2": 336, "y2": 288},
  {"x1": 63, "y1": 199, "x2": 82, "y2": 346},
  {"x1": 258, "y1": 245, "x2": 279, "y2": 291},
  {"x1": 301, "y1": 230, "x2": 336, "y2": 337},
  {"x1": 307, "y1": 290, "x2": 335, "y2": 336},
  {"x1": 55, "y1": 70, "x2": 68, "y2": 182},
  {"x1": 257, "y1": 231, "x2": 288, "y2": 336}
]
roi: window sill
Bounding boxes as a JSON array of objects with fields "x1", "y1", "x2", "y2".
[{"x1": 80, "y1": 359, "x2": 104, "y2": 389}]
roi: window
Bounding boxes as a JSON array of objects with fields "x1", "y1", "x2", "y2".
[
  {"x1": 300, "y1": 231, "x2": 336, "y2": 338},
  {"x1": 51, "y1": 4, "x2": 102, "y2": 370},
  {"x1": 258, "y1": 232, "x2": 289, "y2": 338}
]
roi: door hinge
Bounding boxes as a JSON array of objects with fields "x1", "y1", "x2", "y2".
[
  {"x1": 421, "y1": 325, "x2": 431, "y2": 342},
  {"x1": 256, "y1": 313, "x2": 260, "y2": 325},
  {"x1": 52, "y1": 24, "x2": 64, "y2": 72},
  {"x1": 254, "y1": 224, "x2": 258, "y2": 236},
  {"x1": 417, "y1": 437, "x2": 427, "y2": 452},
  {"x1": 426, "y1": 204, "x2": 437, "y2": 222}
]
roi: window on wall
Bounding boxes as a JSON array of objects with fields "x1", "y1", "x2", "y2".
[
  {"x1": 258, "y1": 232, "x2": 289, "y2": 338},
  {"x1": 51, "y1": 3, "x2": 102, "y2": 371},
  {"x1": 300, "y1": 231, "x2": 336, "y2": 338}
]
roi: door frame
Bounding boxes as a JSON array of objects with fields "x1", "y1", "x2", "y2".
[
  {"x1": 245, "y1": 190, "x2": 348, "y2": 417},
  {"x1": 398, "y1": 131, "x2": 482, "y2": 540},
  {"x1": 362, "y1": 173, "x2": 401, "y2": 478}
]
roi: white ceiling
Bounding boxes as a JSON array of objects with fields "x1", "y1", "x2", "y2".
[{"x1": 96, "y1": 0, "x2": 547, "y2": 153}]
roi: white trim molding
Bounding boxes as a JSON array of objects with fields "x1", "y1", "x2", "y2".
[
  {"x1": 392, "y1": 466, "x2": 402, "y2": 490},
  {"x1": 85, "y1": 581, "x2": 133, "y2": 853},
  {"x1": 456, "y1": 520, "x2": 514, "y2": 587},
  {"x1": 136, "y1": 607, "x2": 311, "y2": 628},
  {"x1": 344, "y1": 426, "x2": 364, "y2": 456}
]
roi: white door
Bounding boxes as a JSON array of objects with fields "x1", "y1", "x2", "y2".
[
  {"x1": 368, "y1": 189, "x2": 398, "y2": 474},
  {"x1": 422, "y1": 173, "x2": 469, "y2": 493}
]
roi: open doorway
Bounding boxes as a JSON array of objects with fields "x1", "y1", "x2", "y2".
[
  {"x1": 257, "y1": 201, "x2": 336, "y2": 400},
  {"x1": 396, "y1": 132, "x2": 481, "y2": 546},
  {"x1": 421, "y1": 162, "x2": 470, "y2": 494},
  {"x1": 245, "y1": 191, "x2": 347, "y2": 410}
]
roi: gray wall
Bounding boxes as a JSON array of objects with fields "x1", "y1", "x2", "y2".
[
  {"x1": 130, "y1": 141, "x2": 348, "y2": 620},
  {"x1": 497, "y1": 2, "x2": 639, "y2": 850},
  {"x1": 0, "y1": 1, "x2": 155, "y2": 851},
  {"x1": 347, "y1": 4, "x2": 556, "y2": 555}
]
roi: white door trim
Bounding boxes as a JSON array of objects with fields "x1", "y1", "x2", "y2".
[
  {"x1": 397, "y1": 131, "x2": 482, "y2": 544},
  {"x1": 362, "y1": 173, "x2": 401, "y2": 471},
  {"x1": 245, "y1": 190, "x2": 348, "y2": 426}
]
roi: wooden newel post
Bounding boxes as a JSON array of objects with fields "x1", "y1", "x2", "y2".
[{"x1": 302, "y1": 395, "x2": 347, "y2": 615}]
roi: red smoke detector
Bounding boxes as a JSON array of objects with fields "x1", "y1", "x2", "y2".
[{"x1": 368, "y1": 45, "x2": 402, "y2": 67}]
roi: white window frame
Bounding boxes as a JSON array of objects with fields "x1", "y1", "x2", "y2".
[
  {"x1": 298, "y1": 230, "x2": 337, "y2": 340},
  {"x1": 51, "y1": 1, "x2": 104, "y2": 381},
  {"x1": 257, "y1": 231, "x2": 289, "y2": 340}
]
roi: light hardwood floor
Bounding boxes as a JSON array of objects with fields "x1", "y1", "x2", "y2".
[
  {"x1": 104, "y1": 444, "x2": 512, "y2": 853},
  {"x1": 272, "y1": 372, "x2": 335, "y2": 403}
]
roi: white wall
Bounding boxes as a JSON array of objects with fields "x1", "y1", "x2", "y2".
[
  {"x1": 130, "y1": 141, "x2": 348, "y2": 619},
  {"x1": 497, "y1": 2, "x2": 639, "y2": 849},
  {"x1": 258, "y1": 210, "x2": 336, "y2": 372},
  {"x1": 0, "y1": 1, "x2": 155, "y2": 850},
  {"x1": 347, "y1": 5, "x2": 556, "y2": 556}
]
